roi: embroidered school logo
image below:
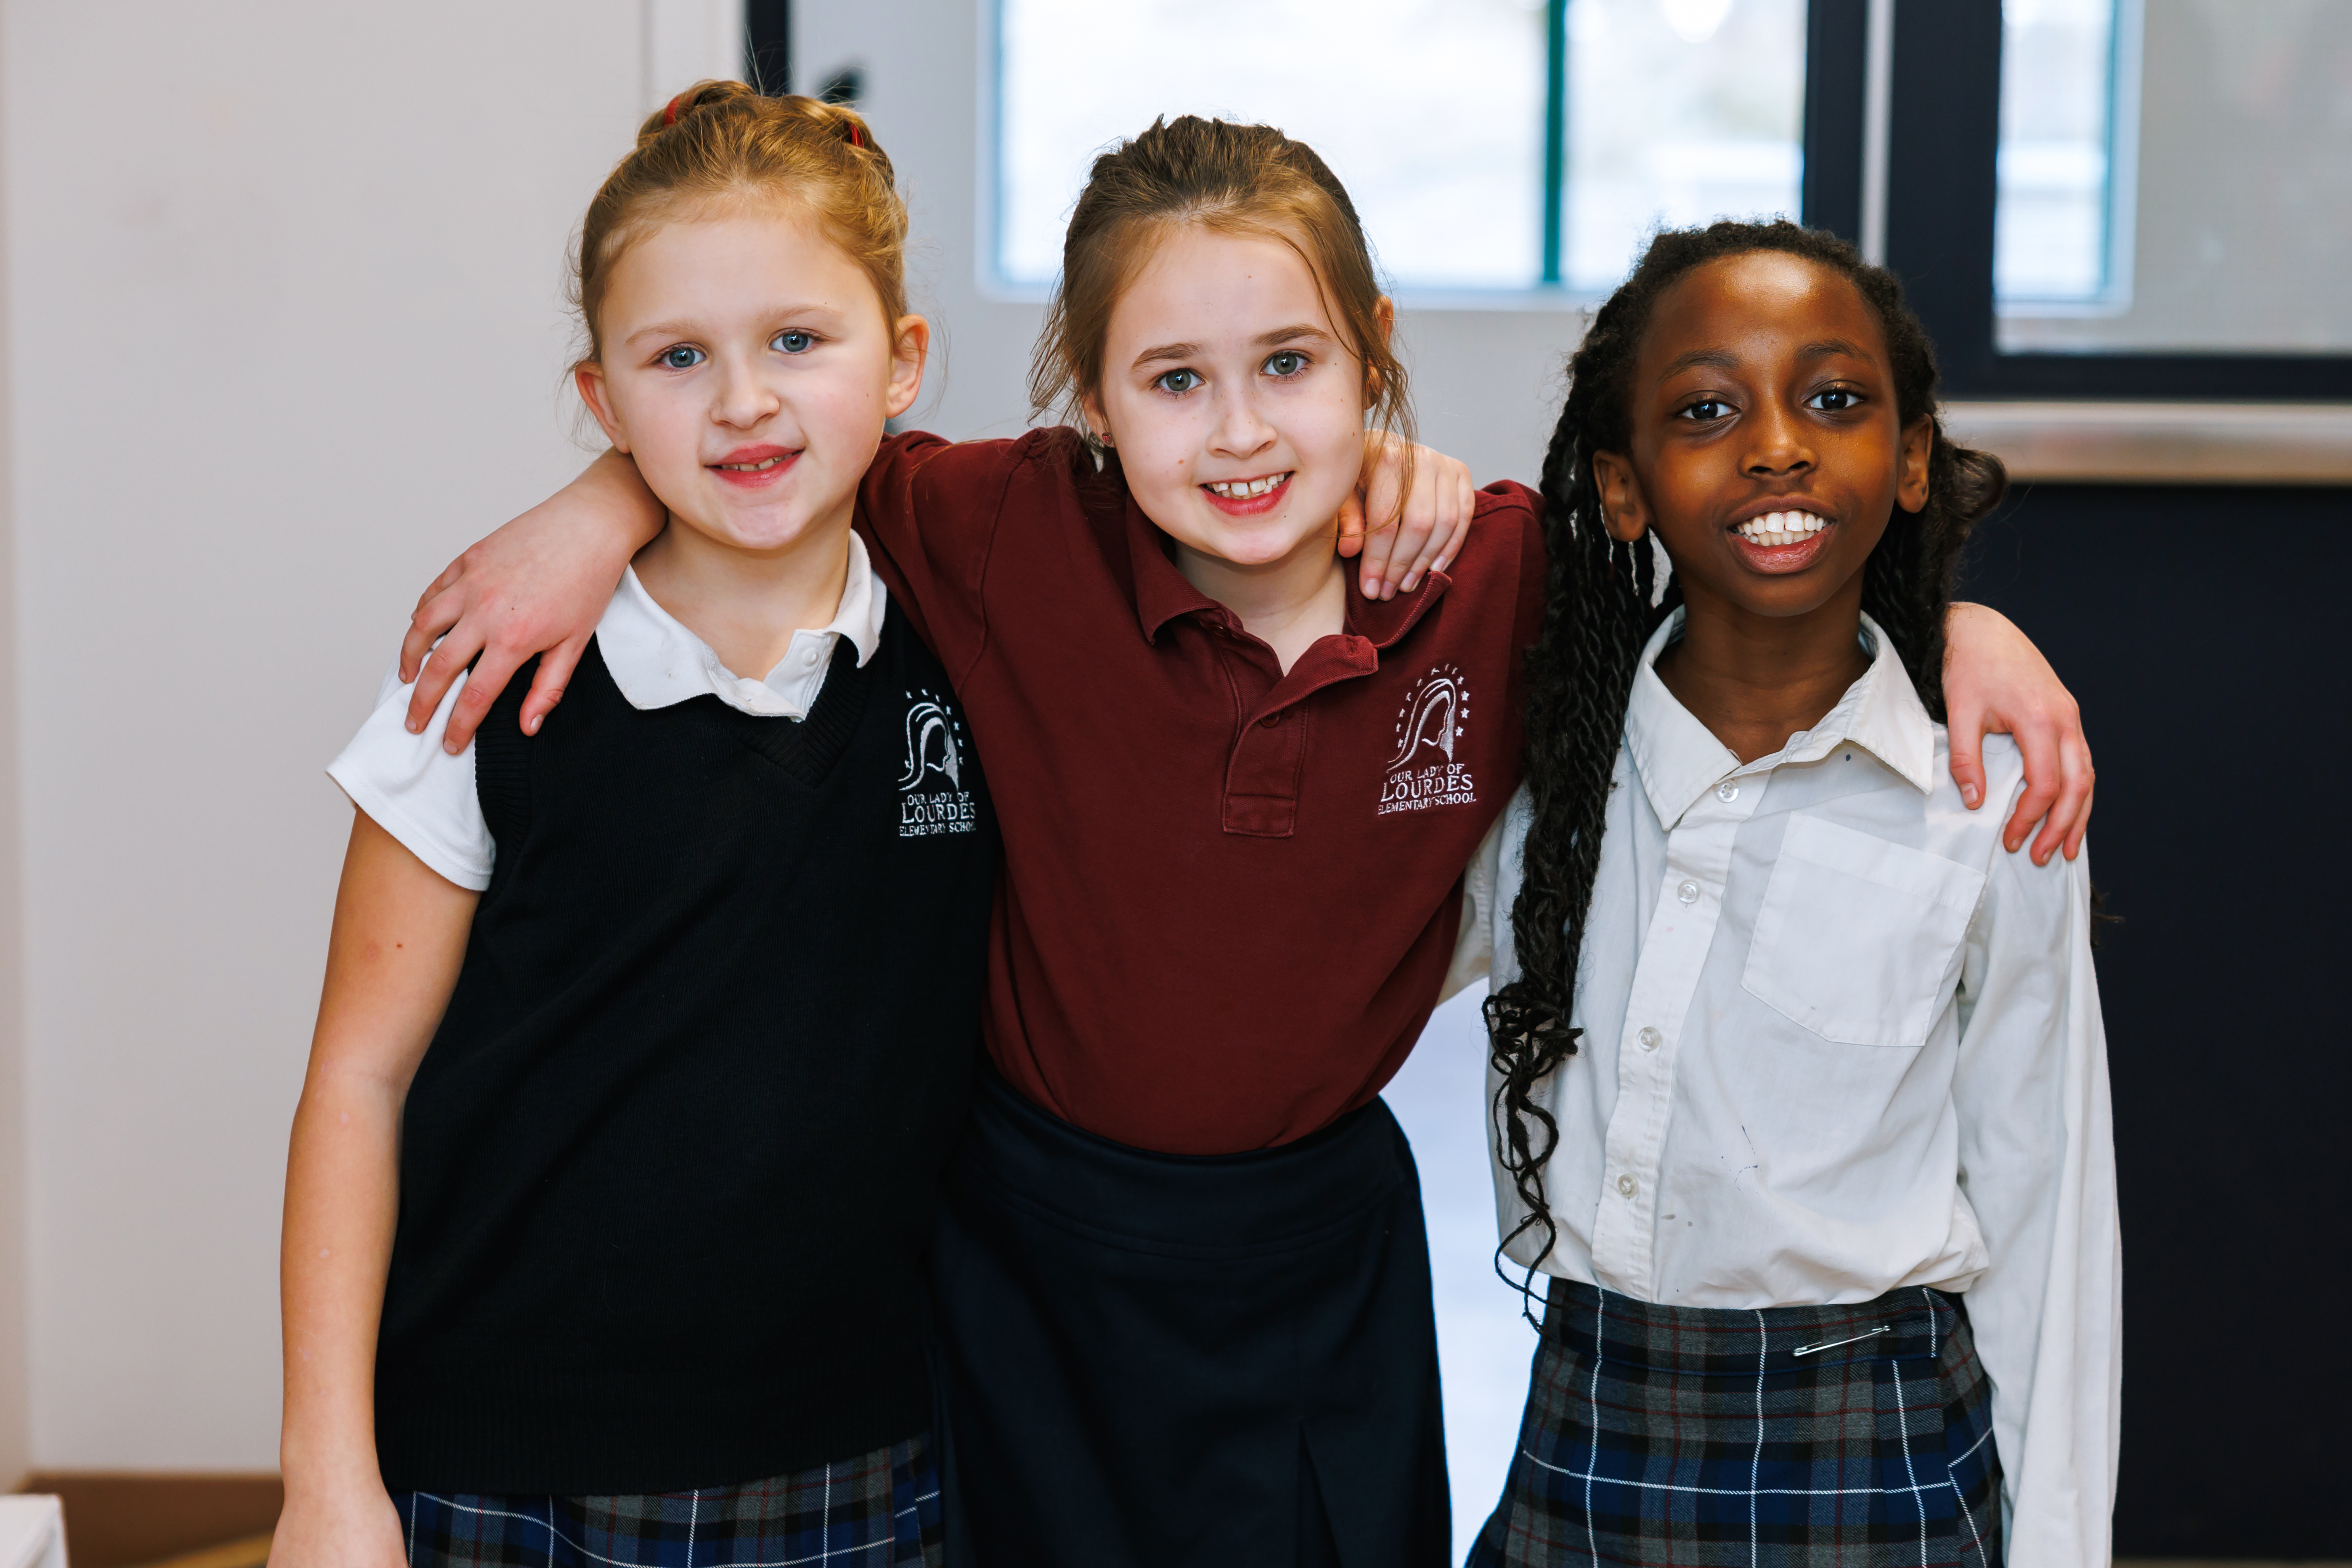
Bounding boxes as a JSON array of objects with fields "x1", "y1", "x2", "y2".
[
  {"x1": 1379, "y1": 663, "x2": 1477, "y2": 816},
  {"x1": 898, "y1": 688, "x2": 979, "y2": 837}
]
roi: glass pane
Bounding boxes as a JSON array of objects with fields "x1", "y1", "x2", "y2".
[
  {"x1": 1562, "y1": 0, "x2": 1807, "y2": 293},
  {"x1": 1998, "y1": 0, "x2": 2352, "y2": 353},
  {"x1": 996, "y1": 0, "x2": 1548, "y2": 290},
  {"x1": 1994, "y1": 0, "x2": 2118, "y2": 303}
]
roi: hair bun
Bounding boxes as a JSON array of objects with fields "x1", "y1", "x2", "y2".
[{"x1": 634, "y1": 79, "x2": 758, "y2": 149}]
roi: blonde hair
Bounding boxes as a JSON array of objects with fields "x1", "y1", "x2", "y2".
[
  {"x1": 573, "y1": 81, "x2": 906, "y2": 366},
  {"x1": 1029, "y1": 116, "x2": 1411, "y2": 455}
]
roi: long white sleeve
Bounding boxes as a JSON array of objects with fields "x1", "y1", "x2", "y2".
[{"x1": 1949, "y1": 843, "x2": 2121, "y2": 1567}]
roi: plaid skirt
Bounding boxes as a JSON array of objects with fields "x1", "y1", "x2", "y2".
[
  {"x1": 392, "y1": 1433, "x2": 942, "y2": 1568},
  {"x1": 1470, "y1": 1281, "x2": 2001, "y2": 1568}
]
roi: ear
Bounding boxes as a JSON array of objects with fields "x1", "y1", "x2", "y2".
[
  {"x1": 1896, "y1": 414, "x2": 1933, "y2": 514},
  {"x1": 1078, "y1": 385, "x2": 1114, "y2": 449},
  {"x1": 884, "y1": 314, "x2": 931, "y2": 421},
  {"x1": 1592, "y1": 450, "x2": 1650, "y2": 542},
  {"x1": 574, "y1": 363, "x2": 630, "y2": 454}
]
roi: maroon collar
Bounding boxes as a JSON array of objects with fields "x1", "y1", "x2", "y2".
[{"x1": 1122, "y1": 488, "x2": 1451, "y2": 655}]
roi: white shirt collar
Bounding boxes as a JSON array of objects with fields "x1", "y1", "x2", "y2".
[
  {"x1": 1624, "y1": 607, "x2": 1937, "y2": 828},
  {"x1": 594, "y1": 531, "x2": 887, "y2": 720}
]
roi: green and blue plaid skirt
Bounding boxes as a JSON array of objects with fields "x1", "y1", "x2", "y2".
[
  {"x1": 1471, "y1": 1281, "x2": 2002, "y2": 1568},
  {"x1": 392, "y1": 1433, "x2": 941, "y2": 1568}
]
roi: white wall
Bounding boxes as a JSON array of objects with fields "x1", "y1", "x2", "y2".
[
  {"x1": 796, "y1": 0, "x2": 1580, "y2": 484},
  {"x1": 0, "y1": 0, "x2": 733, "y2": 1472},
  {"x1": 0, "y1": 6, "x2": 27, "y2": 1484}
]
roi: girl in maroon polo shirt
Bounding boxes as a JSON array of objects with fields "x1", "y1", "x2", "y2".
[{"x1": 389, "y1": 116, "x2": 2092, "y2": 1567}]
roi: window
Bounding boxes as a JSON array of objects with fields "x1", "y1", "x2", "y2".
[
  {"x1": 1880, "y1": 0, "x2": 2352, "y2": 396},
  {"x1": 1560, "y1": 0, "x2": 1807, "y2": 291},
  {"x1": 1997, "y1": 0, "x2": 2352, "y2": 355},
  {"x1": 992, "y1": 0, "x2": 1806, "y2": 296},
  {"x1": 1994, "y1": 0, "x2": 2135, "y2": 313}
]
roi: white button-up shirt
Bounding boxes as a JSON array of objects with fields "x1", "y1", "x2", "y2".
[
  {"x1": 328, "y1": 534, "x2": 886, "y2": 890},
  {"x1": 1450, "y1": 610, "x2": 2120, "y2": 1567}
]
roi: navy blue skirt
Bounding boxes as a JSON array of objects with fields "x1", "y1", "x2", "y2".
[
  {"x1": 1471, "y1": 1280, "x2": 2002, "y2": 1568},
  {"x1": 391, "y1": 1433, "x2": 941, "y2": 1568},
  {"x1": 926, "y1": 1071, "x2": 1450, "y2": 1568}
]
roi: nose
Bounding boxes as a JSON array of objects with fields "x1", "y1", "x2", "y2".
[
  {"x1": 1208, "y1": 382, "x2": 1276, "y2": 462},
  {"x1": 713, "y1": 352, "x2": 782, "y2": 430},
  {"x1": 1742, "y1": 398, "x2": 1815, "y2": 480}
]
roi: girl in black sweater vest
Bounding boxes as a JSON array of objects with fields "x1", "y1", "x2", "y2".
[{"x1": 276, "y1": 86, "x2": 995, "y2": 1568}]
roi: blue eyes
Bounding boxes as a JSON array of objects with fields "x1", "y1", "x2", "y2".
[
  {"x1": 656, "y1": 331, "x2": 817, "y2": 371},
  {"x1": 1151, "y1": 351, "x2": 1311, "y2": 396}
]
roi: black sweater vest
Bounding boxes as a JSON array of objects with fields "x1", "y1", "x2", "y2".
[{"x1": 374, "y1": 602, "x2": 998, "y2": 1493}]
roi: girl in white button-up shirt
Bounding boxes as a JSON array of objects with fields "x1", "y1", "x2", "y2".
[{"x1": 1454, "y1": 223, "x2": 2118, "y2": 1568}]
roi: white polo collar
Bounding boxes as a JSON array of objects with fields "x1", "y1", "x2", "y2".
[
  {"x1": 594, "y1": 531, "x2": 887, "y2": 720},
  {"x1": 1624, "y1": 607, "x2": 1938, "y2": 830}
]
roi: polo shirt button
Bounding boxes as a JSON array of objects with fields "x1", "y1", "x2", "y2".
[
  {"x1": 1717, "y1": 782, "x2": 1739, "y2": 802},
  {"x1": 1260, "y1": 712, "x2": 1283, "y2": 728}
]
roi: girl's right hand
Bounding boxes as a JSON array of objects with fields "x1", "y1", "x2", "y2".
[
  {"x1": 400, "y1": 449, "x2": 665, "y2": 753},
  {"x1": 267, "y1": 1478, "x2": 409, "y2": 1568}
]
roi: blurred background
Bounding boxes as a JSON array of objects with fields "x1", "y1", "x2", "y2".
[{"x1": 0, "y1": 1, "x2": 2343, "y2": 1564}]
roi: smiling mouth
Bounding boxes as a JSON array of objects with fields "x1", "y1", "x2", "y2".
[
  {"x1": 1204, "y1": 473, "x2": 1291, "y2": 500},
  {"x1": 716, "y1": 454, "x2": 792, "y2": 473},
  {"x1": 1732, "y1": 509, "x2": 1830, "y2": 546}
]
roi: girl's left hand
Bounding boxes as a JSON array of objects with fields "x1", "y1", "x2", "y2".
[
  {"x1": 1943, "y1": 602, "x2": 2095, "y2": 865},
  {"x1": 1340, "y1": 435, "x2": 1477, "y2": 600}
]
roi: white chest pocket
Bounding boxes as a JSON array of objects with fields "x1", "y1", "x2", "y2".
[{"x1": 1740, "y1": 814, "x2": 1986, "y2": 1050}]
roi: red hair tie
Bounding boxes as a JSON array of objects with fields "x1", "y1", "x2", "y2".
[
  {"x1": 845, "y1": 120, "x2": 865, "y2": 149},
  {"x1": 663, "y1": 92, "x2": 689, "y2": 127}
]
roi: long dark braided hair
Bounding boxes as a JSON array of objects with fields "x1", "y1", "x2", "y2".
[{"x1": 1482, "y1": 220, "x2": 2009, "y2": 1307}]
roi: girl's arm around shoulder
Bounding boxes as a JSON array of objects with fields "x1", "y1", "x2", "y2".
[
  {"x1": 1446, "y1": 481, "x2": 1552, "y2": 689},
  {"x1": 400, "y1": 449, "x2": 661, "y2": 753},
  {"x1": 1941, "y1": 602, "x2": 2096, "y2": 865},
  {"x1": 852, "y1": 429, "x2": 1044, "y2": 675},
  {"x1": 273, "y1": 814, "x2": 480, "y2": 1568},
  {"x1": 1948, "y1": 775, "x2": 2119, "y2": 1567}
]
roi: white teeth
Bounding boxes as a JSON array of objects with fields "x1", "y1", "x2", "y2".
[
  {"x1": 1207, "y1": 473, "x2": 1289, "y2": 499},
  {"x1": 1734, "y1": 510, "x2": 1829, "y2": 546}
]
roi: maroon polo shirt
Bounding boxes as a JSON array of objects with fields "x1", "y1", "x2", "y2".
[{"x1": 857, "y1": 429, "x2": 1545, "y2": 1154}]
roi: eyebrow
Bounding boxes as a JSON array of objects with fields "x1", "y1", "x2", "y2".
[
  {"x1": 1129, "y1": 323, "x2": 1333, "y2": 371},
  {"x1": 1656, "y1": 347, "x2": 1742, "y2": 381},
  {"x1": 621, "y1": 304, "x2": 840, "y2": 345},
  {"x1": 1799, "y1": 337, "x2": 1877, "y2": 363},
  {"x1": 1655, "y1": 336, "x2": 1881, "y2": 383}
]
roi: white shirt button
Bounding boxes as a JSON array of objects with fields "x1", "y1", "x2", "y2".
[
  {"x1": 1638, "y1": 1026, "x2": 1661, "y2": 1052},
  {"x1": 1617, "y1": 1174, "x2": 1638, "y2": 1197},
  {"x1": 802, "y1": 646, "x2": 822, "y2": 668},
  {"x1": 1676, "y1": 879, "x2": 1701, "y2": 904},
  {"x1": 1717, "y1": 782, "x2": 1739, "y2": 802}
]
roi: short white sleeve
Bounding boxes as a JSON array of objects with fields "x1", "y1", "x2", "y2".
[{"x1": 325, "y1": 661, "x2": 494, "y2": 891}]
